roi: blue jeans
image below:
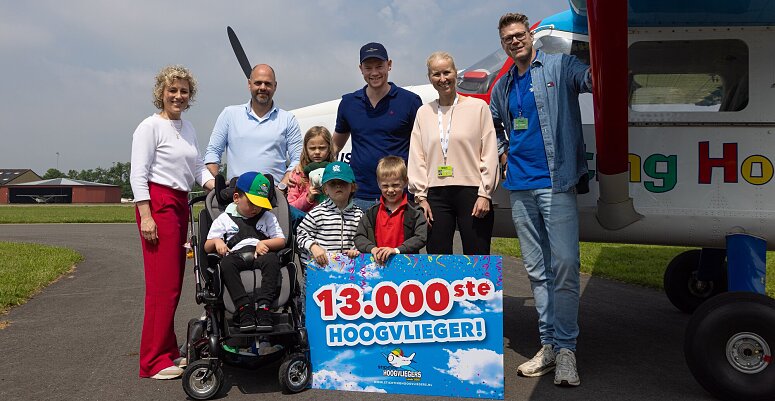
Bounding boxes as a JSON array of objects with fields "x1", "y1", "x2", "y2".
[
  {"x1": 509, "y1": 189, "x2": 580, "y2": 351},
  {"x1": 352, "y1": 197, "x2": 379, "y2": 212},
  {"x1": 289, "y1": 205, "x2": 306, "y2": 235}
]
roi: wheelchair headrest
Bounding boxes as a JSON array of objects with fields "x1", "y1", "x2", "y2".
[{"x1": 215, "y1": 174, "x2": 277, "y2": 208}]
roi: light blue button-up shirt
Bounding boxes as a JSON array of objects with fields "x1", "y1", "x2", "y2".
[
  {"x1": 490, "y1": 50, "x2": 592, "y2": 193},
  {"x1": 204, "y1": 101, "x2": 302, "y2": 181}
]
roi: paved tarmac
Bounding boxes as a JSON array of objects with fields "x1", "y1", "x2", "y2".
[{"x1": 0, "y1": 224, "x2": 714, "y2": 401}]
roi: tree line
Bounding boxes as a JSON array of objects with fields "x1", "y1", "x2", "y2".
[
  {"x1": 43, "y1": 162, "x2": 133, "y2": 198},
  {"x1": 42, "y1": 162, "x2": 222, "y2": 199}
]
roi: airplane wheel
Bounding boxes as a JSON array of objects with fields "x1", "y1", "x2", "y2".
[
  {"x1": 684, "y1": 292, "x2": 775, "y2": 400},
  {"x1": 182, "y1": 360, "x2": 224, "y2": 400},
  {"x1": 278, "y1": 353, "x2": 311, "y2": 393},
  {"x1": 664, "y1": 250, "x2": 726, "y2": 313}
]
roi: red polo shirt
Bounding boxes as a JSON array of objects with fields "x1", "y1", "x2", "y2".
[{"x1": 375, "y1": 194, "x2": 407, "y2": 248}]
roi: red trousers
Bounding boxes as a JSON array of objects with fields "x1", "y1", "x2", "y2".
[{"x1": 136, "y1": 182, "x2": 188, "y2": 377}]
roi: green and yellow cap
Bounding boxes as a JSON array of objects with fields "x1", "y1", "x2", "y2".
[{"x1": 235, "y1": 171, "x2": 273, "y2": 210}]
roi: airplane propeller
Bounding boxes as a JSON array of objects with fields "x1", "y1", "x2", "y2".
[{"x1": 227, "y1": 26, "x2": 252, "y2": 79}]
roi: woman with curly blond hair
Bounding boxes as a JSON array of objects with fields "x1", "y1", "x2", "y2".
[{"x1": 130, "y1": 65, "x2": 214, "y2": 379}]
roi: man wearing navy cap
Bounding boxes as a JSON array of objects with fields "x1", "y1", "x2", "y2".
[{"x1": 333, "y1": 42, "x2": 422, "y2": 211}]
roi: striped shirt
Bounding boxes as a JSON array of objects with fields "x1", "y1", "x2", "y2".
[{"x1": 296, "y1": 198, "x2": 363, "y2": 264}]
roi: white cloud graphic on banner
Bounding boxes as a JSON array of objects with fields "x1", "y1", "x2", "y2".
[
  {"x1": 314, "y1": 350, "x2": 386, "y2": 392},
  {"x1": 313, "y1": 369, "x2": 387, "y2": 393},
  {"x1": 458, "y1": 300, "x2": 483, "y2": 315},
  {"x1": 436, "y1": 348, "x2": 504, "y2": 388},
  {"x1": 484, "y1": 290, "x2": 503, "y2": 313}
]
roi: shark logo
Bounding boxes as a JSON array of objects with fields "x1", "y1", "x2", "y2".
[
  {"x1": 333, "y1": 164, "x2": 341, "y2": 172},
  {"x1": 383, "y1": 348, "x2": 416, "y2": 369}
]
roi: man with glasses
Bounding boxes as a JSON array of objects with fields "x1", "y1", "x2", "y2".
[{"x1": 490, "y1": 12, "x2": 592, "y2": 387}]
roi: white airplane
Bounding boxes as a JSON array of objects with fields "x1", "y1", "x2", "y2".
[
  {"x1": 17, "y1": 194, "x2": 67, "y2": 203},
  {"x1": 229, "y1": 1, "x2": 775, "y2": 397},
  {"x1": 383, "y1": 348, "x2": 416, "y2": 369}
]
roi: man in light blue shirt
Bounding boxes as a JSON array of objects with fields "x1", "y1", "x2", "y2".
[{"x1": 205, "y1": 64, "x2": 302, "y2": 186}]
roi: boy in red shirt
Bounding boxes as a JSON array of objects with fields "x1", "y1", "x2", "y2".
[{"x1": 355, "y1": 156, "x2": 427, "y2": 264}]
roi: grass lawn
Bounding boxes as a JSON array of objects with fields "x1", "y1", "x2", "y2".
[
  {"x1": 492, "y1": 238, "x2": 775, "y2": 298},
  {"x1": 0, "y1": 242, "x2": 83, "y2": 314},
  {"x1": 0, "y1": 205, "x2": 136, "y2": 223},
  {"x1": 0, "y1": 204, "x2": 204, "y2": 224}
]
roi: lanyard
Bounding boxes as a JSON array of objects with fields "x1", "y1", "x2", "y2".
[
  {"x1": 514, "y1": 66, "x2": 531, "y2": 117},
  {"x1": 437, "y1": 95, "x2": 458, "y2": 165}
]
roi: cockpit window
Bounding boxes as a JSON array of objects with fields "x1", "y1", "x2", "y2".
[
  {"x1": 629, "y1": 39, "x2": 748, "y2": 112},
  {"x1": 456, "y1": 49, "x2": 508, "y2": 95}
]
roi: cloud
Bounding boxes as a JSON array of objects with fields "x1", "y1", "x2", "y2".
[
  {"x1": 314, "y1": 349, "x2": 386, "y2": 392},
  {"x1": 458, "y1": 300, "x2": 483, "y2": 315},
  {"x1": 313, "y1": 370, "x2": 387, "y2": 392},
  {"x1": 437, "y1": 348, "x2": 504, "y2": 388},
  {"x1": 0, "y1": 0, "x2": 569, "y2": 174},
  {"x1": 484, "y1": 290, "x2": 503, "y2": 313},
  {"x1": 455, "y1": 289, "x2": 501, "y2": 314}
]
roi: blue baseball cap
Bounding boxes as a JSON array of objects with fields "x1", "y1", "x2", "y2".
[
  {"x1": 322, "y1": 161, "x2": 355, "y2": 185},
  {"x1": 360, "y1": 42, "x2": 388, "y2": 63}
]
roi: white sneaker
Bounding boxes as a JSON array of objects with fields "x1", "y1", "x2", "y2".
[
  {"x1": 174, "y1": 357, "x2": 187, "y2": 369},
  {"x1": 554, "y1": 348, "x2": 580, "y2": 386},
  {"x1": 151, "y1": 366, "x2": 184, "y2": 380},
  {"x1": 517, "y1": 344, "x2": 555, "y2": 377},
  {"x1": 257, "y1": 342, "x2": 284, "y2": 356}
]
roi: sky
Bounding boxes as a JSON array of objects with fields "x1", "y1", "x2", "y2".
[{"x1": 0, "y1": 0, "x2": 567, "y2": 175}]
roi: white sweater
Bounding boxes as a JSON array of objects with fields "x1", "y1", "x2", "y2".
[{"x1": 130, "y1": 114, "x2": 213, "y2": 201}]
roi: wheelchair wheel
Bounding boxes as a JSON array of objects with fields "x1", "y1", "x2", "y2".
[
  {"x1": 278, "y1": 353, "x2": 311, "y2": 393},
  {"x1": 182, "y1": 360, "x2": 224, "y2": 400}
]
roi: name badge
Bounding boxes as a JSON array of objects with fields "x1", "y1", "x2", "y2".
[
  {"x1": 437, "y1": 165, "x2": 453, "y2": 177},
  {"x1": 513, "y1": 117, "x2": 529, "y2": 130}
]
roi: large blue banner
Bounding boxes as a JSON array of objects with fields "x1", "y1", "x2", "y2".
[{"x1": 306, "y1": 254, "x2": 504, "y2": 399}]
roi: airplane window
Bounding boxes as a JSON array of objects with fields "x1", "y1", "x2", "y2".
[
  {"x1": 456, "y1": 49, "x2": 508, "y2": 95},
  {"x1": 629, "y1": 39, "x2": 748, "y2": 112}
]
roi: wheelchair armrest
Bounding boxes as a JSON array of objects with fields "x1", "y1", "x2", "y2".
[
  {"x1": 278, "y1": 248, "x2": 292, "y2": 265},
  {"x1": 206, "y1": 253, "x2": 222, "y2": 267}
]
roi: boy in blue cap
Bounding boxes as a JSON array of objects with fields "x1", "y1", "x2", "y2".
[{"x1": 205, "y1": 171, "x2": 285, "y2": 332}]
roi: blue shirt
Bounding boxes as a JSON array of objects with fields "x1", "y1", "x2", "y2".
[
  {"x1": 490, "y1": 50, "x2": 592, "y2": 193},
  {"x1": 505, "y1": 69, "x2": 551, "y2": 190},
  {"x1": 335, "y1": 83, "x2": 422, "y2": 199},
  {"x1": 204, "y1": 101, "x2": 302, "y2": 181}
]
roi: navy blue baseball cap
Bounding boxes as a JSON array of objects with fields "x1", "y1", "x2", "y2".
[{"x1": 360, "y1": 42, "x2": 388, "y2": 63}]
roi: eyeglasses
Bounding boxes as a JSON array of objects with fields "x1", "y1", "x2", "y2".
[{"x1": 500, "y1": 31, "x2": 529, "y2": 43}]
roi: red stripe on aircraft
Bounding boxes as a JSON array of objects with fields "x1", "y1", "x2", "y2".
[{"x1": 587, "y1": 0, "x2": 628, "y2": 176}]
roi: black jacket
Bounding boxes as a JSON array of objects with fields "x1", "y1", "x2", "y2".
[{"x1": 354, "y1": 201, "x2": 427, "y2": 254}]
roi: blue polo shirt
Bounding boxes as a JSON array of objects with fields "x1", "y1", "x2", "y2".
[
  {"x1": 335, "y1": 82, "x2": 422, "y2": 199},
  {"x1": 505, "y1": 70, "x2": 551, "y2": 190}
]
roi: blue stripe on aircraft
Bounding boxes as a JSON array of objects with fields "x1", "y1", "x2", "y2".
[{"x1": 537, "y1": 0, "x2": 775, "y2": 35}]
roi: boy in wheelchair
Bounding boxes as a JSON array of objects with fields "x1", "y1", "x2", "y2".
[{"x1": 204, "y1": 171, "x2": 284, "y2": 332}]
